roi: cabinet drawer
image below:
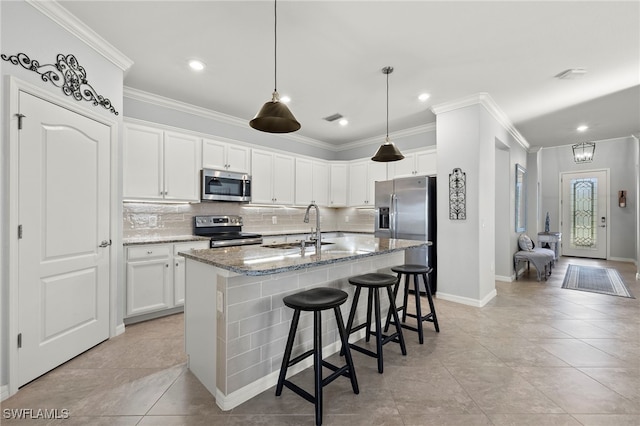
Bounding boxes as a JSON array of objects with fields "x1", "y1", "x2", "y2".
[
  {"x1": 128, "y1": 245, "x2": 171, "y2": 260},
  {"x1": 174, "y1": 241, "x2": 209, "y2": 255}
]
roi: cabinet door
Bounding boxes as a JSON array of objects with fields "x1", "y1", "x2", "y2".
[
  {"x1": 330, "y1": 163, "x2": 348, "y2": 207},
  {"x1": 173, "y1": 257, "x2": 186, "y2": 306},
  {"x1": 388, "y1": 152, "x2": 416, "y2": 179},
  {"x1": 126, "y1": 258, "x2": 171, "y2": 316},
  {"x1": 416, "y1": 150, "x2": 437, "y2": 175},
  {"x1": 312, "y1": 161, "x2": 330, "y2": 206},
  {"x1": 123, "y1": 124, "x2": 164, "y2": 200},
  {"x1": 173, "y1": 241, "x2": 209, "y2": 306},
  {"x1": 226, "y1": 145, "x2": 250, "y2": 173},
  {"x1": 164, "y1": 132, "x2": 200, "y2": 202},
  {"x1": 367, "y1": 161, "x2": 388, "y2": 205},
  {"x1": 348, "y1": 161, "x2": 368, "y2": 206},
  {"x1": 294, "y1": 158, "x2": 313, "y2": 205},
  {"x1": 273, "y1": 153, "x2": 295, "y2": 205},
  {"x1": 202, "y1": 138, "x2": 227, "y2": 170},
  {"x1": 251, "y1": 149, "x2": 274, "y2": 204}
]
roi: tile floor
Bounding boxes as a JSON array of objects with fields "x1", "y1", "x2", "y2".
[{"x1": 2, "y1": 257, "x2": 639, "y2": 425}]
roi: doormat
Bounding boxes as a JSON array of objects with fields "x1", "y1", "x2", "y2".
[{"x1": 562, "y1": 265, "x2": 634, "y2": 298}]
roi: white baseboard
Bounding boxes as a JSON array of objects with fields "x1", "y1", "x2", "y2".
[
  {"x1": 436, "y1": 289, "x2": 497, "y2": 307},
  {"x1": 495, "y1": 274, "x2": 513, "y2": 282},
  {"x1": 214, "y1": 329, "x2": 365, "y2": 411},
  {"x1": 114, "y1": 323, "x2": 125, "y2": 336},
  {"x1": 1, "y1": 384, "x2": 9, "y2": 401},
  {"x1": 609, "y1": 256, "x2": 636, "y2": 263}
]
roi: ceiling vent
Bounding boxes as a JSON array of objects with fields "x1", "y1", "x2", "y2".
[
  {"x1": 555, "y1": 68, "x2": 587, "y2": 79},
  {"x1": 323, "y1": 113, "x2": 344, "y2": 122}
]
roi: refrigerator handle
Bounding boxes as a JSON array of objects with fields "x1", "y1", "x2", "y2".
[{"x1": 390, "y1": 193, "x2": 397, "y2": 238}]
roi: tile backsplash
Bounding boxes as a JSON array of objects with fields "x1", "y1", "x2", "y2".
[{"x1": 123, "y1": 202, "x2": 375, "y2": 239}]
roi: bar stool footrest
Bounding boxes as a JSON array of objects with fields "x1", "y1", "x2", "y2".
[
  {"x1": 287, "y1": 349, "x2": 315, "y2": 368},
  {"x1": 283, "y1": 381, "x2": 315, "y2": 405}
]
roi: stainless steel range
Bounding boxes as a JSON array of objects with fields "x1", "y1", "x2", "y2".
[{"x1": 194, "y1": 215, "x2": 263, "y2": 248}]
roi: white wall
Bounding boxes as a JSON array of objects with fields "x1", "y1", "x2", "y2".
[
  {"x1": 1, "y1": 0, "x2": 125, "y2": 395},
  {"x1": 540, "y1": 137, "x2": 637, "y2": 261}
]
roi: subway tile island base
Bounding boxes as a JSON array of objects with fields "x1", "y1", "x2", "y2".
[{"x1": 180, "y1": 235, "x2": 429, "y2": 411}]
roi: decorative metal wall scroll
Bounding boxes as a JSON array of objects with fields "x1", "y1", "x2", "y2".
[
  {"x1": 449, "y1": 168, "x2": 466, "y2": 220},
  {"x1": 1, "y1": 52, "x2": 119, "y2": 115}
]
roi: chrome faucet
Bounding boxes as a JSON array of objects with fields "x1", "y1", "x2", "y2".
[{"x1": 303, "y1": 203, "x2": 321, "y2": 252}]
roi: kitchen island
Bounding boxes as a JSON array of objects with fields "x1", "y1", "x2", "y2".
[{"x1": 180, "y1": 235, "x2": 429, "y2": 410}]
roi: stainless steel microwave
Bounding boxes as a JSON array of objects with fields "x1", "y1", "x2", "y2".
[{"x1": 201, "y1": 169, "x2": 251, "y2": 202}]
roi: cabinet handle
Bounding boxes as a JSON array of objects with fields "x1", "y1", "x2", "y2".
[
  {"x1": 166, "y1": 264, "x2": 169, "y2": 268},
  {"x1": 176, "y1": 262, "x2": 179, "y2": 267},
  {"x1": 147, "y1": 250, "x2": 153, "y2": 254}
]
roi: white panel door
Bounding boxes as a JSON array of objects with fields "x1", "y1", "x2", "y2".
[
  {"x1": 202, "y1": 138, "x2": 227, "y2": 170},
  {"x1": 295, "y1": 158, "x2": 313, "y2": 205},
  {"x1": 416, "y1": 150, "x2": 437, "y2": 175},
  {"x1": 561, "y1": 170, "x2": 608, "y2": 259},
  {"x1": 312, "y1": 161, "x2": 330, "y2": 206},
  {"x1": 18, "y1": 91, "x2": 110, "y2": 386},
  {"x1": 226, "y1": 145, "x2": 250, "y2": 173}
]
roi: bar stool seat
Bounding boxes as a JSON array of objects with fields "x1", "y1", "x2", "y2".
[
  {"x1": 343, "y1": 273, "x2": 407, "y2": 374},
  {"x1": 385, "y1": 264, "x2": 439, "y2": 344},
  {"x1": 276, "y1": 287, "x2": 358, "y2": 426}
]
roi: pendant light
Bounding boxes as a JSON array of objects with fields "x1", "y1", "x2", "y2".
[
  {"x1": 371, "y1": 66, "x2": 404, "y2": 162},
  {"x1": 250, "y1": 0, "x2": 300, "y2": 133}
]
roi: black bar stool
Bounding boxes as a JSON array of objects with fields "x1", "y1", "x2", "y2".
[
  {"x1": 343, "y1": 273, "x2": 407, "y2": 374},
  {"x1": 276, "y1": 287, "x2": 359, "y2": 426},
  {"x1": 384, "y1": 264, "x2": 439, "y2": 344}
]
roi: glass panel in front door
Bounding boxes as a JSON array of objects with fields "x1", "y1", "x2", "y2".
[{"x1": 570, "y1": 178, "x2": 597, "y2": 249}]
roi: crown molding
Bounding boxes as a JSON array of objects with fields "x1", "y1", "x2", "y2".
[
  {"x1": 335, "y1": 122, "x2": 437, "y2": 152},
  {"x1": 26, "y1": 0, "x2": 133, "y2": 72},
  {"x1": 431, "y1": 92, "x2": 530, "y2": 151},
  {"x1": 123, "y1": 86, "x2": 337, "y2": 151}
]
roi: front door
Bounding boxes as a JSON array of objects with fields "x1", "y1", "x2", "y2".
[
  {"x1": 560, "y1": 170, "x2": 608, "y2": 259},
  {"x1": 18, "y1": 91, "x2": 111, "y2": 386}
]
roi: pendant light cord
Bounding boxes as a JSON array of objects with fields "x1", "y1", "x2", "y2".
[
  {"x1": 386, "y1": 69, "x2": 389, "y2": 139},
  {"x1": 274, "y1": 0, "x2": 278, "y2": 93}
]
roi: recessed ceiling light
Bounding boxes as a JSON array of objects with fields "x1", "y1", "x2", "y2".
[
  {"x1": 418, "y1": 93, "x2": 431, "y2": 102},
  {"x1": 188, "y1": 60, "x2": 205, "y2": 71},
  {"x1": 577, "y1": 125, "x2": 589, "y2": 132},
  {"x1": 339, "y1": 118, "x2": 349, "y2": 126},
  {"x1": 280, "y1": 95, "x2": 291, "y2": 103}
]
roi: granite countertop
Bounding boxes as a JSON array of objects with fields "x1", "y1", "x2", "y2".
[
  {"x1": 123, "y1": 235, "x2": 210, "y2": 246},
  {"x1": 179, "y1": 235, "x2": 430, "y2": 276},
  {"x1": 123, "y1": 231, "x2": 373, "y2": 246}
]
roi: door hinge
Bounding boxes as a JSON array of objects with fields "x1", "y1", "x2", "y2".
[
  {"x1": 17, "y1": 333, "x2": 22, "y2": 348},
  {"x1": 18, "y1": 224, "x2": 23, "y2": 239},
  {"x1": 16, "y1": 113, "x2": 26, "y2": 130}
]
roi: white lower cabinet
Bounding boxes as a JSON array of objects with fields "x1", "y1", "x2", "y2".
[{"x1": 126, "y1": 241, "x2": 209, "y2": 319}]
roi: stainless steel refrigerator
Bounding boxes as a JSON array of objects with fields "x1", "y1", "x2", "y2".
[{"x1": 374, "y1": 175, "x2": 437, "y2": 294}]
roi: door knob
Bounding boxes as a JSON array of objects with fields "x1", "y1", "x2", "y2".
[{"x1": 99, "y1": 239, "x2": 112, "y2": 248}]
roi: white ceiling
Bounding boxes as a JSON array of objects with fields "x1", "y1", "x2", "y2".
[{"x1": 58, "y1": 0, "x2": 640, "y2": 149}]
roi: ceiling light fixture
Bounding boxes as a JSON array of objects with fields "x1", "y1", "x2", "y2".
[
  {"x1": 572, "y1": 141, "x2": 595, "y2": 163},
  {"x1": 372, "y1": 66, "x2": 404, "y2": 162},
  {"x1": 249, "y1": 0, "x2": 300, "y2": 133},
  {"x1": 418, "y1": 93, "x2": 430, "y2": 102},
  {"x1": 339, "y1": 118, "x2": 349, "y2": 126},
  {"x1": 576, "y1": 125, "x2": 589, "y2": 132},
  {"x1": 188, "y1": 60, "x2": 205, "y2": 71}
]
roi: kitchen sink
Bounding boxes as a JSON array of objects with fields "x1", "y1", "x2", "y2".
[{"x1": 263, "y1": 241, "x2": 334, "y2": 249}]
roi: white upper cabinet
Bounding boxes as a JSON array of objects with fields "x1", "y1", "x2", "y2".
[
  {"x1": 124, "y1": 123, "x2": 200, "y2": 202},
  {"x1": 295, "y1": 158, "x2": 329, "y2": 206},
  {"x1": 164, "y1": 132, "x2": 201, "y2": 201},
  {"x1": 348, "y1": 160, "x2": 387, "y2": 206},
  {"x1": 251, "y1": 149, "x2": 295, "y2": 205},
  {"x1": 329, "y1": 163, "x2": 348, "y2": 207},
  {"x1": 388, "y1": 149, "x2": 437, "y2": 179},
  {"x1": 202, "y1": 138, "x2": 250, "y2": 173}
]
